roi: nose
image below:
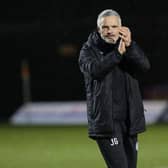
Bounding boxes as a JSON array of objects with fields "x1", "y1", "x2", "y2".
[{"x1": 107, "y1": 27, "x2": 113, "y2": 34}]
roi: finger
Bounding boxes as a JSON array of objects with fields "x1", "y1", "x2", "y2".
[
  {"x1": 119, "y1": 31, "x2": 131, "y2": 43},
  {"x1": 119, "y1": 32, "x2": 126, "y2": 38},
  {"x1": 119, "y1": 34, "x2": 131, "y2": 47},
  {"x1": 120, "y1": 41, "x2": 126, "y2": 54},
  {"x1": 119, "y1": 34, "x2": 127, "y2": 41},
  {"x1": 119, "y1": 39, "x2": 125, "y2": 51},
  {"x1": 119, "y1": 27, "x2": 131, "y2": 37},
  {"x1": 121, "y1": 26, "x2": 130, "y2": 33},
  {"x1": 119, "y1": 31, "x2": 129, "y2": 39}
]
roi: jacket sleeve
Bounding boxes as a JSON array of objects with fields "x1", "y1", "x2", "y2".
[
  {"x1": 124, "y1": 41, "x2": 151, "y2": 73},
  {"x1": 78, "y1": 45, "x2": 122, "y2": 79}
]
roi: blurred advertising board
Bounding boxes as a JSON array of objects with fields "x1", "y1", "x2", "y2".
[{"x1": 10, "y1": 100, "x2": 168, "y2": 125}]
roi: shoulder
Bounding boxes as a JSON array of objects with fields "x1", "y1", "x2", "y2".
[
  {"x1": 81, "y1": 42, "x2": 92, "y2": 51},
  {"x1": 79, "y1": 42, "x2": 94, "y2": 56}
]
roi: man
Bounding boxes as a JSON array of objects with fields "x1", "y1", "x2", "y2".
[{"x1": 78, "y1": 9, "x2": 150, "y2": 168}]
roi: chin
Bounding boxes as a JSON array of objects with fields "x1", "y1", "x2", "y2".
[
  {"x1": 105, "y1": 39, "x2": 116, "y2": 44},
  {"x1": 101, "y1": 35, "x2": 117, "y2": 44}
]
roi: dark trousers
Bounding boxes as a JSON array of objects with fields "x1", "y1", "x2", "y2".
[{"x1": 96, "y1": 121, "x2": 138, "y2": 168}]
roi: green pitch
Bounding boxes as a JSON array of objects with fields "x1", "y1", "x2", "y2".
[{"x1": 0, "y1": 123, "x2": 168, "y2": 168}]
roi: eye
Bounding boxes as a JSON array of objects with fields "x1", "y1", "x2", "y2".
[
  {"x1": 112, "y1": 25, "x2": 118, "y2": 28},
  {"x1": 102, "y1": 26, "x2": 108, "y2": 29}
]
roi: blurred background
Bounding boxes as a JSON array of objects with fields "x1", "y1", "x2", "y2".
[
  {"x1": 1, "y1": 0, "x2": 168, "y2": 121},
  {"x1": 0, "y1": 0, "x2": 168, "y2": 168}
]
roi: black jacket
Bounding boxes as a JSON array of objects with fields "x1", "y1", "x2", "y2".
[{"x1": 78, "y1": 31, "x2": 150, "y2": 139}]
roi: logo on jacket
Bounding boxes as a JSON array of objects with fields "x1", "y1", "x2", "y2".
[{"x1": 110, "y1": 138, "x2": 119, "y2": 146}]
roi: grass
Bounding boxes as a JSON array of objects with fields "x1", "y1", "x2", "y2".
[
  {"x1": 0, "y1": 123, "x2": 168, "y2": 168},
  {"x1": 138, "y1": 123, "x2": 168, "y2": 168}
]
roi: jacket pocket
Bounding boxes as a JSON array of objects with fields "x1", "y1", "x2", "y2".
[
  {"x1": 90, "y1": 80, "x2": 103, "y2": 119},
  {"x1": 92, "y1": 95, "x2": 99, "y2": 119}
]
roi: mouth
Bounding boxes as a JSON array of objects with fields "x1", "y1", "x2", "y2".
[{"x1": 106, "y1": 35, "x2": 115, "y2": 39}]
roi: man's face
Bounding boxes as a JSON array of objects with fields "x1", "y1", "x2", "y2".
[{"x1": 98, "y1": 16, "x2": 121, "y2": 44}]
